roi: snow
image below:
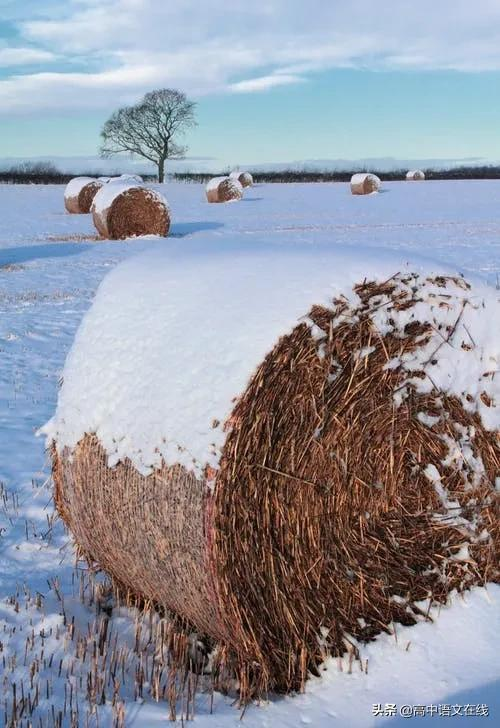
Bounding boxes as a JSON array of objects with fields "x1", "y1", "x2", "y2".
[
  {"x1": 63, "y1": 175, "x2": 97, "y2": 199},
  {"x1": 0, "y1": 179, "x2": 499, "y2": 725},
  {"x1": 42, "y1": 250, "x2": 500, "y2": 479}
]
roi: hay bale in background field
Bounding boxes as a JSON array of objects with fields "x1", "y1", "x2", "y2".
[
  {"x1": 44, "y1": 250, "x2": 500, "y2": 701},
  {"x1": 406, "y1": 169, "x2": 426, "y2": 181},
  {"x1": 118, "y1": 173, "x2": 144, "y2": 183},
  {"x1": 350, "y1": 172, "x2": 381, "y2": 195},
  {"x1": 91, "y1": 182, "x2": 170, "y2": 239},
  {"x1": 206, "y1": 176, "x2": 243, "y2": 203},
  {"x1": 64, "y1": 177, "x2": 104, "y2": 214},
  {"x1": 230, "y1": 170, "x2": 253, "y2": 187}
]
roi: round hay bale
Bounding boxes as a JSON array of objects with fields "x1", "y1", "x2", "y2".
[
  {"x1": 406, "y1": 169, "x2": 426, "y2": 181},
  {"x1": 230, "y1": 171, "x2": 253, "y2": 187},
  {"x1": 206, "y1": 176, "x2": 243, "y2": 203},
  {"x1": 350, "y1": 172, "x2": 381, "y2": 195},
  {"x1": 44, "y1": 252, "x2": 500, "y2": 700},
  {"x1": 91, "y1": 183, "x2": 170, "y2": 240},
  {"x1": 119, "y1": 173, "x2": 144, "y2": 183},
  {"x1": 64, "y1": 177, "x2": 104, "y2": 214}
]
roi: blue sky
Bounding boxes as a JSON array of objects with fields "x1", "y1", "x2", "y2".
[{"x1": 0, "y1": 0, "x2": 499, "y2": 167}]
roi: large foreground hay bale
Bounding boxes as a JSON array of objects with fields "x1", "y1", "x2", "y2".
[
  {"x1": 230, "y1": 170, "x2": 253, "y2": 187},
  {"x1": 44, "y1": 253, "x2": 499, "y2": 700},
  {"x1": 406, "y1": 169, "x2": 426, "y2": 181},
  {"x1": 206, "y1": 176, "x2": 243, "y2": 203},
  {"x1": 91, "y1": 183, "x2": 170, "y2": 239},
  {"x1": 350, "y1": 172, "x2": 381, "y2": 195},
  {"x1": 64, "y1": 177, "x2": 104, "y2": 214}
]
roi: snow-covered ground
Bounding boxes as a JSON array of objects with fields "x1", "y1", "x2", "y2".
[{"x1": 0, "y1": 180, "x2": 499, "y2": 726}]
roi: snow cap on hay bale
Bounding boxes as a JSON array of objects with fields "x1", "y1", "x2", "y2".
[
  {"x1": 350, "y1": 172, "x2": 381, "y2": 195},
  {"x1": 230, "y1": 170, "x2": 253, "y2": 187},
  {"x1": 91, "y1": 182, "x2": 170, "y2": 240},
  {"x1": 406, "y1": 169, "x2": 426, "y2": 181},
  {"x1": 43, "y1": 247, "x2": 499, "y2": 700},
  {"x1": 206, "y1": 176, "x2": 243, "y2": 203},
  {"x1": 64, "y1": 176, "x2": 104, "y2": 214}
]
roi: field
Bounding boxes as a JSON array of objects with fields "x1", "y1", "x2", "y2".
[{"x1": 0, "y1": 180, "x2": 499, "y2": 726}]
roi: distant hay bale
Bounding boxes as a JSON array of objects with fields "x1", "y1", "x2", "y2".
[
  {"x1": 91, "y1": 183, "x2": 170, "y2": 240},
  {"x1": 406, "y1": 169, "x2": 426, "y2": 181},
  {"x1": 206, "y1": 176, "x2": 243, "y2": 203},
  {"x1": 46, "y1": 263, "x2": 499, "y2": 702},
  {"x1": 230, "y1": 171, "x2": 253, "y2": 187},
  {"x1": 64, "y1": 177, "x2": 104, "y2": 214},
  {"x1": 350, "y1": 173, "x2": 381, "y2": 195},
  {"x1": 118, "y1": 173, "x2": 144, "y2": 183}
]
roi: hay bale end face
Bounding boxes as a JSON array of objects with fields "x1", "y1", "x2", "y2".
[
  {"x1": 350, "y1": 172, "x2": 381, "y2": 195},
  {"x1": 230, "y1": 170, "x2": 253, "y2": 187},
  {"x1": 44, "y1": 250, "x2": 500, "y2": 700},
  {"x1": 206, "y1": 176, "x2": 243, "y2": 203},
  {"x1": 64, "y1": 177, "x2": 104, "y2": 214},
  {"x1": 406, "y1": 169, "x2": 426, "y2": 181},
  {"x1": 91, "y1": 183, "x2": 170, "y2": 240}
]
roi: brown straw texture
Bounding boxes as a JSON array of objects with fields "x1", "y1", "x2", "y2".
[{"x1": 52, "y1": 273, "x2": 499, "y2": 702}]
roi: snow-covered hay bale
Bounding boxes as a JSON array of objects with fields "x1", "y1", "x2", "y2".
[
  {"x1": 91, "y1": 183, "x2": 170, "y2": 240},
  {"x1": 350, "y1": 172, "x2": 381, "y2": 195},
  {"x1": 206, "y1": 176, "x2": 243, "y2": 203},
  {"x1": 406, "y1": 169, "x2": 426, "y2": 181},
  {"x1": 118, "y1": 173, "x2": 144, "y2": 183},
  {"x1": 44, "y1": 250, "x2": 499, "y2": 700},
  {"x1": 64, "y1": 177, "x2": 104, "y2": 214},
  {"x1": 230, "y1": 170, "x2": 253, "y2": 187}
]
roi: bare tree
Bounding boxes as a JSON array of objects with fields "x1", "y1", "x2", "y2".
[{"x1": 100, "y1": 89, "x2": 197, "y2": 183}]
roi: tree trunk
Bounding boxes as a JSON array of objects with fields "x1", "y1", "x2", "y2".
[{"x1": 158, "y1": 158, "x2": 165, "y2": 183}]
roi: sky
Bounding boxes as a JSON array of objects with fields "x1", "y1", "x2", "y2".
[{"x1": 0, "y1": 0, "x2": 500, "y2": 169}]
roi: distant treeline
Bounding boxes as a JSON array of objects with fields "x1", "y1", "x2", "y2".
[
  {"x1": 0, "y1": 162, "x2": 155, "y2": 185},
  {"x1": 1, "y1": 161, "x2": 500, "y2": 184},
  {"x1": 174, "y1": 165, "x2": 500, "y2": 184}
]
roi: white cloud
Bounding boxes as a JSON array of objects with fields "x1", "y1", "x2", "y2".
[
  {"x1": 229, "y1": 74, "x2": 305, "y2": 93},
  {"x1": 0, "y1": 47, "x2": 56, "y2": 67},
  {"x1": 0, "y1": 0, "x2": 499, "y2": 112}
]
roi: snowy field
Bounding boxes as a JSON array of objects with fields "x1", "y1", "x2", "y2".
[{"x1": 0, "y1": 180, "x2": 499, "y2": 726}]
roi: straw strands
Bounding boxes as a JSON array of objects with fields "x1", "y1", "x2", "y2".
[{"x1": 49, "y1": 270, "x2": 499, "y2": 703}]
